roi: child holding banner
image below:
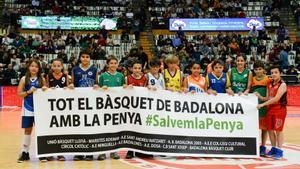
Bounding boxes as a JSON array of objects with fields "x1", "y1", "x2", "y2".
[
  {"x1": 70, "y1": 49, "x2": 99, "y2": 161},
  {"x1": 17, "y1": 59, "x2": 46, "y2": 163},
  {"x1": 251, "y1": 60, "x2": 270, "y2": 156},
  {"x1": 99, "y1": 56, "x2": 125, "y2": 88},
  {"x1": 126, "y1": 60, "x2": 147, "y2": 87},
  {"x1": 42, "y1": 58, "x2": 68, "y2": 161},
  {"x1": 163, "y1": 55, "x2": 183, "y2": 92},
  {"x1": 205, "y1": 59, "x2": 234, "y2": 95},
  {"x1": 183, "y1": 61, "x2": 206, "y2": 93},
  {"x1": 146, "y1": 59, "x2": 165, "y2": 90},
  {"x1": 98, "y1": 56, "x2": 125, "y2": 160},
  {"x1": 47, "y1": 58, "x2": 69, "y2": 89},
  {"x1": 256, "y1": 65, "x2": 287, "y2": 160},
  {"x1": 69, "y1": 49, "x2": 98, "y2": 89},
  {"x1": 125, "y1": 59, "x2": 147, "y2": 159},
  {"x1": 228, "y1": 54, "x2": 252, "y2": 95}
]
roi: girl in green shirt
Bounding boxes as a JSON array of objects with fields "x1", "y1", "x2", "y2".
[
  {"x1": 99, "y1": 56, "x2": 125, "y2": 88},
  {"x1": 228, "y1": 54, "x2": 253, "y2": 95}
]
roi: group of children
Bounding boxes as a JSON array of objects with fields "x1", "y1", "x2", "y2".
[{"x1": 17, "y1": 49, "x2": 288, "y2": 162}]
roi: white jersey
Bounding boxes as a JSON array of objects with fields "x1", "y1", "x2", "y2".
[{"x1": 147, "y1": 73, "x2": 165, "y2": 90}]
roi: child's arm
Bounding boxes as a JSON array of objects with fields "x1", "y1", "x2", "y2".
[
  {"x1": 161, "y1": 74, "x2": 166, "y2": 90},
  {"x1": 122, "y1": 74, "x2": 128, "y2": 88},
  {"x1": 244, "y1": 71, "x2": 253, "y2": 95},
  {"x1": 93, "y1": 71, "x2": 100, "y2": 89},
  {"x1": 123, "y1": 76, "x2": 131, "y2": 88},
  {"x1": 17, "y1": 77, "x2": 28, "y2": 98},
  {"x1": 102, "y1": 85, "x2": 108, "y2": 90},
  {"x1": 68, "y1": 71, "x2": 75, "y2": 89},
  {"x1": 226, "y1": 88, "x2": 234, "y2": 96},
  {"x1": 257, "y1": 83, "x2": 287, "y2": 109},
  {"x1": 255, "y1": 91, "x2": 268, "y2": 101},
  {"x1": 180, "y1": 71, "x2": 184, "y2": 91},
  {"x1": 144, "y1": 75, "x2": 148, "y2": 87},
  {"x1": 227, "y1": 70, "x2": 231, "y2": 81},
  {"x1": 42, "y1": 77, "x2": 48, "y2": 91},
  {"x1": 65, "y1": 73, "x2": 69, "y2": 87},
  {"x1": 95, "y1": 71, "x2": 99, "y2": 85},
  {"x1": 46, "y1": 75, "x2": 50, "y2": 88},
  {"x1": 183, "y1": 77, "x2": 189, "y2": 93},
  {"x1": 255, "y1": 86, "x2": 269, "y2": 101},
  {"x1": 226, "y1": 74, "x2": 234, "y2": 96},
  {"x1": 207, "y1": 89, "x2": 217, "y2": 95},
  {"x1": 125, "y1": 76, "x2": 128, "y2": 85},
  {"x1": 204, "y1": 75, "x2": 209, "y2": 92},
  {"x1": 204, "y1": 75, "x2": 209, "y2": 93}
]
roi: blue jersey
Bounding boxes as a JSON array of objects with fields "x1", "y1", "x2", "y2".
[
  {"x1": 72, "y1": 65, "x2": 97, "y2": 87},
  {"x1": 206, "y1": 73, "x2": 229, "y2": 93},
  {"x1": 23, "y1": 77, "x2": 40, "y2": 113}
]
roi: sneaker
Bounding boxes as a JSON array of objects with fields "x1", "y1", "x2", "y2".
[
  {"x1": 135, "y1": 152, "x2": 153, "y2": 158},
  {"x1": 46, "y1": 156, "x2": 54, "y2": 161},
  {"x1": 126, "y1": 151, "x2": 134, "y2": 159},
  {"x1": 25, "y1": 152, "x2": 30, "y2": 160},
  {"x1": 39, "y1": 157, "x2": 48, "y2": 162},
  {"x1": 97, "y1": 154, "x2": 106, "y2": 161},
  {"x1": 110, "y1": 152, "x2": 120, "y2": 160},
  {"x1": 273, "y1": 148, "x2": 283, "y2": 160},
  {"x1": 57, "y1": 156, "x2": 65, "y2": 161},
  {"x1": 73, "y1": 155, "x2": 85, "y2": 161},
  {"x1": 85, "y1": 155, "x2": 93, "y2": 161},
  {"x1": 266, "y1": 147, "x2": 277, "y2": 157},
  {"x1": 260, "y1": 146, "x2": 267, "y2": 156},
  {"x1": 17, "y1": 152, "x2": 30, "y2": 163}
]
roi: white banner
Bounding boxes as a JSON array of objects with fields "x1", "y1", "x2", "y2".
[{"x1": 34, "y1": 87, "x2": 259, "y2": 158}]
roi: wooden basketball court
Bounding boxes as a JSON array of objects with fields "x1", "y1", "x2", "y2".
[{"x1": 1, "y1": 106, "x2": 300, "y2": 169}]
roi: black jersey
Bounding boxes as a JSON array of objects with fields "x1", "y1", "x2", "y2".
[{"x1": 48, "y1": 73, "x2": 68, "y2": 88}]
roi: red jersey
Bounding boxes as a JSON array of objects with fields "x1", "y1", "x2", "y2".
[
  {"x1": 267, "y1": 79, "x2": 287, "y2": 113},
  {"x1": 127, "y1": 74, "x2": 147, "y2": 87}
]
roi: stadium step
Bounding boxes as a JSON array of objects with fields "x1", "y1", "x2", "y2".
[
  {"x1": 290, "y1": 31, "x2": 297, "y2": 42},
  {"x1": 279, "y1": 7, "x2": 298, "y2": 42},
  {"x1": 140, "y1": 31, "x2": 155, "y2": 59}
]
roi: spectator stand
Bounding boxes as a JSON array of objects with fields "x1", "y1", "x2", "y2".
[{"x1": 3, "y1": 0, "x2": 135, "y2": 29}]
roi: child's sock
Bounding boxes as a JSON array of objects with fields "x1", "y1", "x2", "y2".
[{"x1": 21, "y1": 135, "x2": 31, "y2": 153}]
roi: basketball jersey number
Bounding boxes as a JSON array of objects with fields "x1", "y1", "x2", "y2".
[
  {"x1": 61, "y1": 77, "x2": 66, "y2": 84},
  {"x1": 150, "y1": 79, "x2": 155, "y2": 85}
]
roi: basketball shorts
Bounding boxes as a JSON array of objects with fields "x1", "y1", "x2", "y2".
[
  {"x1": 22, "y1": 116, "x2": 35, "y2": 128},
  {"x1": 266, "y1": 108, "x2": 287, "y2": 131}
]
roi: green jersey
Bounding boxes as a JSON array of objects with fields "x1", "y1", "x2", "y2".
[
  {"x1": 230, "y1": 67, "x2": 250, "y2": 93},
  {"x1": 99, "y1": 71, "x2": 125, "y2": 87},
  {"x1": 251, "y1": 75, "x2": 270, "y2": 117}
]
